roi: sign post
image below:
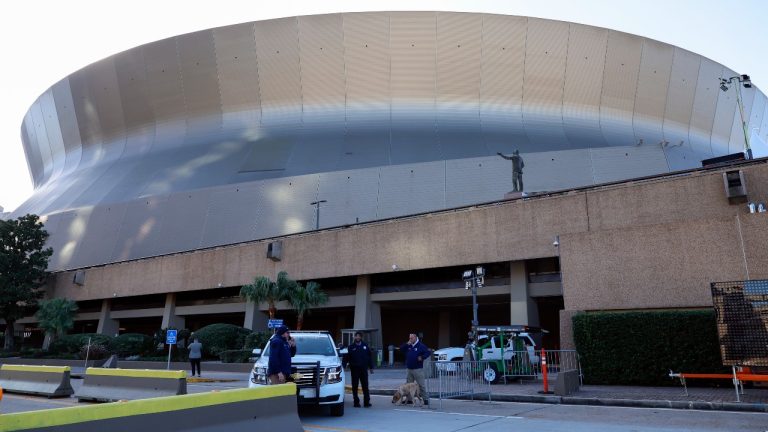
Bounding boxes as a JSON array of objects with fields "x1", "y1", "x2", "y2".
[{"x1": 166, "y1": 329, "x2": 178, "y2": 370}]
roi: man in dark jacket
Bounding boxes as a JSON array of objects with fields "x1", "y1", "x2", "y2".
[
  {"x1": 400, "y1": 333, "x2": 431, "y2": 405},
  {"x1": 343, "y1": 332, "x2": 374, "y2": 407},
  {"x1": 268, "y1": 325, "x2": 296, "y2": 384}
]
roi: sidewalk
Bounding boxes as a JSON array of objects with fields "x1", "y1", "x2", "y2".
[{"x1": 358, "y1": 368, "x2": 768, "y2": 413}]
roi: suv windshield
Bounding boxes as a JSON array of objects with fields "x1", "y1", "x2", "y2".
[{"x1": 261, "y1": 334, "x2": 337, "y2": 357}]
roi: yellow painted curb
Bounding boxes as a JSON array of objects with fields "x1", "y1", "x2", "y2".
[
  {"x1": 0, "y1": 384, "x2": 296, "y2": 431},
  {"x1": 85, "y1": 367, "x2": 186, "y2": 379},
  {"x1": 0, "y1": 365, "x2": 71, "y2": 373}
]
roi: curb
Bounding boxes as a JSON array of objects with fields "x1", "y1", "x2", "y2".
[{"x1": 354, "y1": 388, "x2": 768, "y2": 413}]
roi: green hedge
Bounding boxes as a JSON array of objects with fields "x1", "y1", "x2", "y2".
[
  {"x1": 219, "y1": 349, "x2": 253, "y2": 363},
  {"x1": 243, "y1": 332, "x2": 270, "y2": 351},
  {"x1": 108, "y1": 333, "x2": 155, "y2": 357},
  {"x1": 573, "y1": 310, "x2": 729, "y2": 386},
  {"x1": 192, "y1": 324, "x2": 251, "y2": 358},
  {"x1": 49, "y1": 333, "x2": 114, "y2": 354}
]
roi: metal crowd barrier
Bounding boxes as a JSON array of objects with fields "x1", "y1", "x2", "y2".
[
  {"x1": 425, "y1": 350, "x2": 583, "y2": 407},
  {"x1": 425, "y1": 360, "x2": 493, "y2": 410},
  {"x1": 497, "y1": 349, "x2": 582, "y2": 385}
]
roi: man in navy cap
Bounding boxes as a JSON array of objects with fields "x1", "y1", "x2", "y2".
[{"x1": 268, "y1": 325, "x2": 296, "y2": 384}]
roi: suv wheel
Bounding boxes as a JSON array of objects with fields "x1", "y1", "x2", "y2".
[{"x1": 330, "y1": 402, "x2": 344, "y2": 417}]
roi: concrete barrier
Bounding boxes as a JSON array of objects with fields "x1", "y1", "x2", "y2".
[
  {"x1": 554, "y1": 370, "x2": 581, "y2": 396},
  {"x1": 0, "y1": 384, "x2": 302, "y2": 432},
  {"x1": 75, "y1": 368, "x2": 187, "y2": 402},
  {"x1": 0, "y1": 365, "x2": 74, "y2": 397}
]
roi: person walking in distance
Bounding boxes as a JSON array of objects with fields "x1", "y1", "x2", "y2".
[
  {"x1": 344, "y1": 331, "x2": 374, "y2": 407},
  {"x1": 268, "y1": 325, "x2": 296, "y2": 384},
  {"x1": 400, "y1": 333, "x2": 431, "y2": 405},
  {"x1": 188, "y1": 337, "x2": 203, "y2": 377}
]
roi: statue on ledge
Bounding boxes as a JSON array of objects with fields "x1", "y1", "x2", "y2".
[{"x1": 497, "y1": 150, "x2": 524, "y2": 192}]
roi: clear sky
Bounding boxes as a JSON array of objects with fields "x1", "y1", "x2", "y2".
[{"x1": 1, "y1": 0, "x2": 766, "y2": 212}]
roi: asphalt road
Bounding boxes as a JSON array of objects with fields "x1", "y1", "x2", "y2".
[
  {"x1": 302, "y1": 394, "x2": 768, "y2": 432},
  {"x1": 2, "y1": 376, "x2": 765, "y2": 431}
]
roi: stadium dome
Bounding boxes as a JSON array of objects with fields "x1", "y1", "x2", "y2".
[{"x1": 13, "y1": 12, "x2": 768, "y2": 271}]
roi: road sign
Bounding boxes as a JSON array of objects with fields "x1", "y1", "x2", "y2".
[
  {"x1": 166, "y1": 329, "x2": 178, "y2": 345},
  {"x1": 268, "y1": 319, "x2": 284, "y2": 329}
]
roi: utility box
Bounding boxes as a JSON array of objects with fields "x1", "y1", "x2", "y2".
[
  {"x1": 723, "y1": 170, "x2": 747, "y2": 204},
  {"x1": 267, "y1": 241, "x2": 282, "y2": 261}
]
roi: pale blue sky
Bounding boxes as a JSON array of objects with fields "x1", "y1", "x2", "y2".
[{"x1": 1, "y1": 0, "x2": 765, "y2": 212}]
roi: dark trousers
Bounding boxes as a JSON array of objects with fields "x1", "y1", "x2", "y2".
[
  {"x1": 190, "y1": 358, "x2": 201, "y2": 376},
  {"x1": 350, "y1": 366, "x2": 370, "y2": 405}
]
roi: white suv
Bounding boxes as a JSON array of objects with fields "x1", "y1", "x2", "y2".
[{"x1": 249, "y1": 331, "x2": 346, "y2": 416}]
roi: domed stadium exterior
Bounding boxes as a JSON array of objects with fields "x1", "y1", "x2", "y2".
[{"x1": 7, "y1": 12, "x2": 768, "y2": 347}]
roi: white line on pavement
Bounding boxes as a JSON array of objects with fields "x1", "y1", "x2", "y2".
[{"x1": 392, "y1": 409, "x2": 522, "y2": 419}]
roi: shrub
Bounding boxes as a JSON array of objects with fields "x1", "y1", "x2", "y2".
[
  {"x1": 192, "y1": 324, "x2": 251, "y2": 358},
  {"x1": 108, "y1": 333, "x2": 155, "y2": 357},
  {"x1": 219, "y1": 349, "x2": 253, "y2": 363},
  {"x1": 573, "y1": 309, "x2": 729, "y2": 386},
  {"x1": 49, "y1": 333, "x2": 114, "y2": 354},
  {"x1": 79, "y1": 343, "x2": 110, "y2": 360},
  {"x1": 244, "y1": 332, "x2": 271, "y2": 351},
  {"x1": 0, "y1": 351, "x2": 20, "y2": 358}
]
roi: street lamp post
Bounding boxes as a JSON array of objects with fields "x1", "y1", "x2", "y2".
[
  {"x1": 463, "y1": 266, "x2": 485, "y2": 338},
  {"x1": 310, "y1": 200, "x2": 327, "y2": 230},
  {"x1": 719, "y1": 74, "x2": 753, "y2": 159}
]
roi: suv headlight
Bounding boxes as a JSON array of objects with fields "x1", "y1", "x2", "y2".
[
  {"x1": 251, "y1": 366, "x2": 268, "y2": 385},
  {"x1": 326, "y1": 365, "x2": 343, "y2": 384}
]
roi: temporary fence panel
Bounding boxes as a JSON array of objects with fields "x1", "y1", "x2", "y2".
[{"x1": 426, "y1": 360, "x2": 493, "y2": 410}]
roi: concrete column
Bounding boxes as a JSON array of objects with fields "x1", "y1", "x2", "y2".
[
  {"x1": 161, "y1": 293, "x2": 185, "y2": 329},
  {"x1": 244, "y1": 300, "x2": 269, "y2": 331},
  {"x1": 438, "y1": 310, "x2": 450, "y2": 348},
  {"x1": 510, "y1": 261, "x2": 539, "y2": 326},
  {"x1": 96, "y1": 299, "x2": 119, "y2": 336},
  {"x1": 353, "y1": 275, "x2": 383, "y2": 349},
  {"x1": 559, "y1": 310, "x2": 581, "y2": 350}
]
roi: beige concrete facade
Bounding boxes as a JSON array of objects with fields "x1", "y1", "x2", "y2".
[{"x1": 42, "y1": 160, "x2": 768, "y2": 345}]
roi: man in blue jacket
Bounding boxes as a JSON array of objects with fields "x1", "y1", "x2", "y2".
[
  {"x1": 268, "y1": 325, "x2": 296, "y2": 384},
  {"x1": 400, "y1": 333, "x2": 431, "y2": 405},
  {"x1": 343, "y1": 331, "x2": 374, "y2": 407}
]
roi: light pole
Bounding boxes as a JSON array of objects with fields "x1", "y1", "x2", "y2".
[
  {"x1": 463, "y1": 266, "x2": 485, "y2": 338},
  {"x1": 310, "y1": 200, "x2": 327, "y2": 230},
  {"x1": 719, "y1": 74, "x2": 753, "y2": 159}
]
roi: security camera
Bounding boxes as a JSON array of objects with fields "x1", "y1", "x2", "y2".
[
  {"x1": 392, "y1": 264, "x2": 399, "y2": 271},
  {"x1": 553, "y1": 240, "x2": 560, "y2": 247}
]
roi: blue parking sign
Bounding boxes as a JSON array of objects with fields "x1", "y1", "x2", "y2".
[
  {"x1": 268, "y1": 319, "x2": 284, "y2": 329},
  {"x1": 166, "y1": 329, "x2": 178, "y2": 344}
]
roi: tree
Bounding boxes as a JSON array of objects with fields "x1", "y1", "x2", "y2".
[
  {"x1": 35, "y1": 298, "x2": 78, "y2": 347},
  {"x1": 0, "y1": 214, "x2": 53, "y2": 350},
  {"x1": 240, "y1": 271, "x2": 297, "y2": 319},
  {"x1": 286, "y1": 281, "x2": 328, "y2": 330}
]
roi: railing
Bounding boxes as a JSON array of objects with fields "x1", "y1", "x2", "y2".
[
  {"x1": 425, "y1": 360, "x2": 493, "y2": 409},
  {"x1": 424, "y1": 350, "x2": 582, "y2": 407},
  {"x1": 495, "y1": 349, "x2": 582, "y2": 384}
]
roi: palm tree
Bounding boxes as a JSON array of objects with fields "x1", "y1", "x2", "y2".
[
  {"x1": 240, "y1": 271, "x2": 296, "y2": 319},
  {"x1": 287, "y1": 281, "x2": 329, "y2": 330},
  {"x1": 35, "y1": 298, "x2": 78, "y2": 347}
]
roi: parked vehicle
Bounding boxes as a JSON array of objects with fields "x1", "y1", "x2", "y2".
[
  {"x1": 249, "y1": 331, "x2": 346, "y2": 416},
  {"x1": 433, "y1": 325, "x2": 546, "y2": 383}
]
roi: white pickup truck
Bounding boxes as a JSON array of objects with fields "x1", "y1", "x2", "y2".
[{"x1": 433, "y1": 332, "x2": 540, "y2": 380}]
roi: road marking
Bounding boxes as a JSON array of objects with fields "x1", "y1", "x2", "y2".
[
  {"x1": 393, "y1": 408, "x2": 522, "y2": 419},
  {"x1": 303, "y1": 425, "x2": 367, "y2": 432}
]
